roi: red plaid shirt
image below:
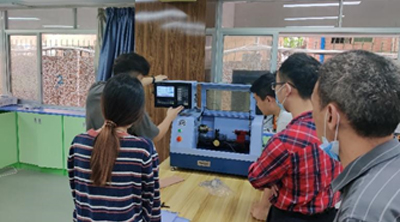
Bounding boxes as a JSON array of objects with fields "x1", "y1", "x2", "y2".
[{"x1": 249, "y1": 111, "x2": 342, "y2": 215}]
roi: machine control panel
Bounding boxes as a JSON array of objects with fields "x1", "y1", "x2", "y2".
[{"x1": 154, "y1": 82, "x2": 196, "y2": 109}]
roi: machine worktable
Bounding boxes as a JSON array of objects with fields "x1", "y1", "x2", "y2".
[{"x1": 159, "y1": 158, "x2": 262, "y2": 222}]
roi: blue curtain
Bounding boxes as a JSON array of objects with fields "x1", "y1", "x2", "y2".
[{"x1": 97, "y1": 8, "x2": 135, "y2": 81}]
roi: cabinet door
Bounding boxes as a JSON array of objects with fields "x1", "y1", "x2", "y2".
[
  {"x1": 18, "y1": 113, "x2": 39, "y2": 165},
  {"x1": 63, "y1": 116, "x2": 86, "y2": 169},
  {"x1": 36, "y1": 115, "x2": 63, "y2": 169},
  {"x1": 0, "y1": 112, "x2": 18, "y2": 168}
]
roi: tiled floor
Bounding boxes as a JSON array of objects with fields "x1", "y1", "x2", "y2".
[{"x1": 0, "y1": 168, "x2": 74, "y2": 222}]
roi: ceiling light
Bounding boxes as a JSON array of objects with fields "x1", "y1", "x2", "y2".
[
  {"x1": 285, "y1": 16, "x2": 344, "y2": 21},
  {"x1": 42, "y1": 25, "x2": 74, "y2": 29},
  {"x1": 285, "y1": 26, "x2": 335, "y2": 28},
  {"x1": 8, "y1": 17, "x2": 40, "y2": 21},
  {"x1": 284, "y1": 1, "x2": 361, "y2": 8},
  {"x1": 136, "y1": 9, "x2": 187, "y2": 22}
]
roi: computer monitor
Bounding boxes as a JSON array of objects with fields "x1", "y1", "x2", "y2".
[{"x1": 154, "y1": 81, "x2": 196, "y2": 109}]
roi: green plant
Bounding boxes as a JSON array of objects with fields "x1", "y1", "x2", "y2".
[{"x1": 283, "y1": 37, "x2": 305, "y2": 48}]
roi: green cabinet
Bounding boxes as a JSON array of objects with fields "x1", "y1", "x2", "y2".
[
  {"x1": 18, "y1": 113, "x2": 39, "y2": 166},
  {"x1": 18, "y1": 113, "x2": 63, "y2": 169},
  {"x1": 63, "y1": 116, "x2": 86, "y2": 169},
  {"x1": 38, "y1": 115, "x2": 63, "y2": 169},
  {"x1": 0, "y1": 112, "x2": 18, "y2": 169}
]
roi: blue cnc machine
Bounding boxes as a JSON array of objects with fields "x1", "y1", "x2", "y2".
[{"x1": 154, "y1": 81, "x2": 264, "y2": 176}]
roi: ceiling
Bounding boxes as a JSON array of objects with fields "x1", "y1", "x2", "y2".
[
  {"x1": 0, "y1": 0, "x2": 136, "y2": 9},
  {"x1": 206, "y1": 0, "x2": 400, "y2": 28}
]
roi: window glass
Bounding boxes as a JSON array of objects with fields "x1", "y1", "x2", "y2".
[
  {"x1": 277, "y1": 35, "x2": 399, "y2": 67},
  {"x1": 223, "y1": 36, "x2": 273, "y2": 83},
  {"x1": 10, "y1": 35, "x2": 39, "y2": 101},
  {"x1": 42, "y1": 34, "x2": 96, "y2": 107}
]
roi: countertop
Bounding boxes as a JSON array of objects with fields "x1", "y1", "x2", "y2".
[
  {"x1": 0, "y1": 105, "x2": 85, "y2": 118},
  {"x1": 159, "y1": 158, "x2": 262, "y2": 222}
]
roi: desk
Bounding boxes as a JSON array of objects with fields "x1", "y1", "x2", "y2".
[{"x1": 159, "y1": 158, "x2": 262, "y2": 222}]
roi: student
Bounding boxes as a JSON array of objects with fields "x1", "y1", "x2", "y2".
[
  {"x1": 312, "y1": 50, "x2": 400, "y2": 222},
  {"x1": 251, "y1": 72, "x2": 292, "y2": 133},
  {"x1": 248, "y1": 53, "x2": 342, "y2": 222},
  {"x1": 86, "y1": 52, "x2": 183, "y2": 142},
  {"x1": 68, "y1": 74, "x2": 160, "y2": 222},
  {"x1": 249, "y1": 72, "x2": 292, "y2": 220}
]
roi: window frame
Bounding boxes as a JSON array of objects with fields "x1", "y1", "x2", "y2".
[
  {"x1": 2, "y1": 8, "x2": 96, "y2": 109},
  {"x1": 220, "y1": 33, "x2": 278, "y2": 83},
  {"x1": 206, "y1": 0, "x2": 400, "y2": 84}
]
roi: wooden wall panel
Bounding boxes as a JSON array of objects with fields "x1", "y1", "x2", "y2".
[{"x1": 135, "y1": 0, "x2": 206, "y2": 162}]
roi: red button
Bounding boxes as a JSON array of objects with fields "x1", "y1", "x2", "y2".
[{"x1": 177, "y1": 136, "x2": 182, "y2": 142}]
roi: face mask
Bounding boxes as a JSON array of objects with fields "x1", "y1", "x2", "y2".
[
  {"x1": 276, "y1": 85, "x2": 288, "y2": 112},
  {"x1": 319, "y1": 111, "x2": 340, "y2": 161}
]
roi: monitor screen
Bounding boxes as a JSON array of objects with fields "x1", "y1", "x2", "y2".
[{"x1": 157, "y1": 86, "x2": 175, "y2": 98}]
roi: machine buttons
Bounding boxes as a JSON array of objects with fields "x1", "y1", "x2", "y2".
[
  {"x1": 178, "y1": 129, "x2": 182, "y2": 133},
  {"x1": 178, "y1": 119, "x2": 186, "y2": 126},
  {"x1": 177, "y1": 136, "x2": 182, "y2": 142}
]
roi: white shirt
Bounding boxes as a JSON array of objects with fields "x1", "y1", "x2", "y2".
[{"x1": 276, "y1": 110, "x2": 292, "y2": 133}]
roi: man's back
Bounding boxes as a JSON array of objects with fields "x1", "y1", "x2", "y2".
[
  {"x1": 85, "y1": 82, "x2": 160, "y2": 139},
  {"x1": 86, "y1": 82, "x2": 105, "y2": 131},
  {"x1": 333, "y1": 139, "x2": 400, "y2": 222}
]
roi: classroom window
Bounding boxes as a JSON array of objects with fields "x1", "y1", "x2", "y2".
[
  {"x1": 277, "y1": 35, "x2": 399, "y2": 67},
  {"x1": 10, "y1": 35, "x2": 39, "y2": 101},
  {"x1": 42, "y1": 34, "x2": 96, "y2": 107},
  {"x1": 5, "y1": 8, "x2": 97, "y2": 107},
  {"x1": 223, "y1": 36, "x2": 273, "y2": 83}
]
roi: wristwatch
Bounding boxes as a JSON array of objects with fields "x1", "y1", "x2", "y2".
[{"x1": 152, "y1": 76, "x2": 156, "y2": 84}]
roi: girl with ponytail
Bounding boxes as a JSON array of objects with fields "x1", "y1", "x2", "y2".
[{"x1": 68, "y1": 73, "x2": 160, "y2": 222}]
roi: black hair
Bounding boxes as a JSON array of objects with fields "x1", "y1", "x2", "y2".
[
  {"x1": 319, "y1": 50, "x2": 400, "y2": 138},
  {"x1": 113, "y1": 53, "x2": 150, "y2": 76},
  {"x1": 250, "y1": 72, "x2": 276, "y2": 100},
  {"x1": 279, "y1": 53, "x2": 321, "y2": 100},
  {"x1": 91, "y1": 73, "x2": 145, "y2": 186}
]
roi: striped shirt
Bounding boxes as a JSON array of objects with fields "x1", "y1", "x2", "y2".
[
  {"x1": 332, "y1": 139, "x2": 400, "y2": 222},
  {"x1": 249, "y1": 111, "x2": 342, "y2": 215},
  {"x1": 67, "y1": 129, "x2": 161, "y2": 222}
]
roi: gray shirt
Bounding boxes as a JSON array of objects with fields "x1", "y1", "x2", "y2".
[
  {"x1": 85, "y1": 82, "x2": 159, "y2": 140},
  {"x1": 332, "y1": 139, "x2": 400, "y2": 222}
]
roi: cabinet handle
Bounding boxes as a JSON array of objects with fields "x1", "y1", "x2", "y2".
[
  {"x1": 38, "y1": 118, "x2": 42, "y2": 124},
  {"x1": 34, "y1": 118, "x2": 37, "y2": 123}
]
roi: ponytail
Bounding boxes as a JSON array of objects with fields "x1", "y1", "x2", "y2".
[{"x1": 90, "y1": 120, "x2": 120, "y2": 186}]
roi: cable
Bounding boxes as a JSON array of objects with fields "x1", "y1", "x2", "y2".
[{"x1": 223, "y1": 142, "x2": 237, "y2": 153}]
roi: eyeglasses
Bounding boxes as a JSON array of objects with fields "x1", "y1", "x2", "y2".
[{"x1": 271, "y1": 82, "x2": 296, "y2": 91}]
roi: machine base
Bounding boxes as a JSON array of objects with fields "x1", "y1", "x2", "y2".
[{"x1": 170, "y1": 153, "x2": 253, "y2": 176}]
